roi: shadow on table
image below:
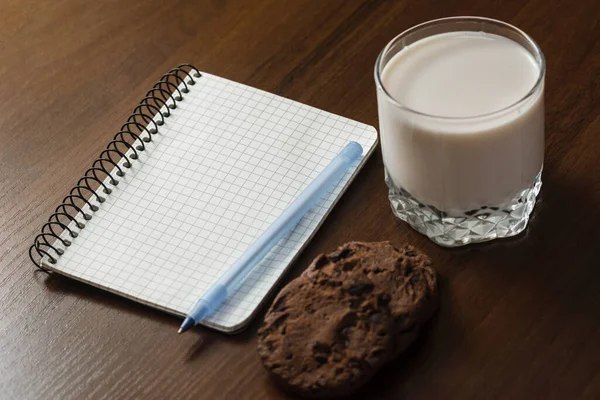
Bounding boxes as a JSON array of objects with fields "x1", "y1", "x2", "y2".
[
  {"x1": 39, "y1": 272, "x2": 222, "y2": 359},
  {"x1": 350, "y1": 172, "x2": 600, "y2": 398}
]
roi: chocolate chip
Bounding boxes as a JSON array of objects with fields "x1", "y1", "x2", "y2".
[
  {"x1": 342, "y1": 261, "x2": 357, "y2": 271},
  {"x1": 405, "y1": 250, "x2": 417, "y2": 257},
  {"x1": 410, "y1": 273, "x2": 421, "y2": 284},
  {"x1": 265, "y1": 340, "x2": 275, "y2": 351},
  {"x1": 378, "y1": 293, "x2": 391, "y2": 305},
  {"x1": 369, "y1": 313, "x2": 384, "y2": 324},
  {"x1": 346, "y1": 281, "x2": 374, "y2": 296},
  {"x1": 315, "y1": 355, "x2": 328, "y2": 364},
  {"x1": 339, "y1": 311, "x2": 358, "y2": 326},
  {"x1": 329, "y1": 248, "x2": 352, "y2": 262},
  {"x1": 313, "y1": 341, "x2": 331, "y2": 355},
  {"x1": 313, "y1": 254, "x2": 329, "y2": 270},
  {"x1": 340, "y1": 327, "x2": 350, "y2": 337},
  {"x1": 317, "y1": 278, "x2": 330, "y2": 286}
]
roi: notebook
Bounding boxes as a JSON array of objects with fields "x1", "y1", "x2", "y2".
[{"x1": 30, "y1": 64, "x2": 378, "y2": 332}]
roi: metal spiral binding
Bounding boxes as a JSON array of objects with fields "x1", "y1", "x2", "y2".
[{"x1": 29, "y1": 64, "x2": 202, "y2": 270}]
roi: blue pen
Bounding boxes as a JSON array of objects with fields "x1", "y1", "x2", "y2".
[{"x1": 178, "y1": 141, "x2": 363, "y2": 333}]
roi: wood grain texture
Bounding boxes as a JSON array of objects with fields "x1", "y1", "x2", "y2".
[{"x1": 1, "y1": 0, "x2": 599, "y2": 399}]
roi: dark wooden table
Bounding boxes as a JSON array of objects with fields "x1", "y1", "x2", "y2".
[{"x1": 2, "y1": 0, "x2": 600, "y2": 398}]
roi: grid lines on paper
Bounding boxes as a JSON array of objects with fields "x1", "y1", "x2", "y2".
[{"x1": 55, "y1": 72, "x2": 377, "y2": 331}]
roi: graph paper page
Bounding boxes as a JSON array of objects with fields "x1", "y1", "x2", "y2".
[{"x1": 49, "y1": 72, "x2": 378, "y2": 332}]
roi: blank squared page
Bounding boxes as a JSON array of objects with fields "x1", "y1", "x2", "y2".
[{"x1": 50, "y1": 72, "x2": 378, "y2": 332}]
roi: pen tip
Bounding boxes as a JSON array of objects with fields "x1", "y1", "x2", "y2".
[{"x1": 178, "y1": 316, "x2": 196, "y2": 334}]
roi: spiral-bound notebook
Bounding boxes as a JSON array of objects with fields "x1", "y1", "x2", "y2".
[{"x1": 30, "y1": 64, "x2": 378, "y2": 332}]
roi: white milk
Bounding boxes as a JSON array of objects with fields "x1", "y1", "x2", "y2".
[{"x1": 378, "y1": 31, "x2": 544, "y2": 215}]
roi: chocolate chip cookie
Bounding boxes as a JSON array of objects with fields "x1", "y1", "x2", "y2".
[{"x1": 257, "y1": 241, "x2": 438, "y2": 398}]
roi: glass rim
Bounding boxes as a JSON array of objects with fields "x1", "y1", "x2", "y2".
[{"x1": 374, "y1": 16, "x2": 546, "y2": 121}]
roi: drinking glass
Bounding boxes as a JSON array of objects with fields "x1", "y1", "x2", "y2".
[{"x1": 374, "y1": 17, "x2": 545, "y2": 246}]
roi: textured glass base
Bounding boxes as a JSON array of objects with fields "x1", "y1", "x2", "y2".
[{"x1": 387, "y1": 171, "x2": 542, "y2": 247}]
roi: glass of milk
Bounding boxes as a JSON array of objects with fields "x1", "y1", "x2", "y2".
[{"x1": 375, "y1": 17, "x2": 545, "y2": 246}]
